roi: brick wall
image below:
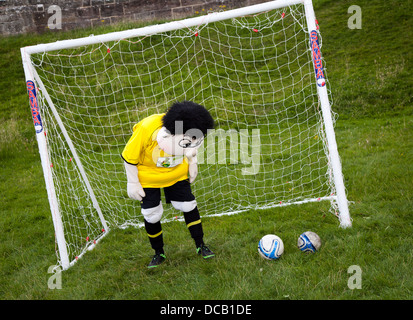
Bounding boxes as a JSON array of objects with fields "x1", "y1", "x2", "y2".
[{"x1": 0, "y1": 0, "x2": 270, "y2": 35}]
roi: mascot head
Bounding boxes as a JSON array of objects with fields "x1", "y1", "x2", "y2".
[{"x1": 157, "y1": 101, "x2": 214, "y2": 156}]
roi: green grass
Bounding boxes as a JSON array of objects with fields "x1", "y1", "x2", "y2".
[{"x1": 1, "y1": 0, "x2": 412, "y2": 300}]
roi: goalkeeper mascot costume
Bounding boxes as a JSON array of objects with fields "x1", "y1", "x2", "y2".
[{"x1": 122, "y1": 101, "x2": 215, "y2": 268}]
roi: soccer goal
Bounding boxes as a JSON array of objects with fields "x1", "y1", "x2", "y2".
[{"x1": 21, "y1": 0, "x2": 351, "y2": 270}]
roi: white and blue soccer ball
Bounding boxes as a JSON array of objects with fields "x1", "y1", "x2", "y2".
[
  {"x1": 258, "y1": 234, "x2": 284, "y2": 260},
  {"x1": 297, "y1": 231, "x2": 321, "y2": 253}
]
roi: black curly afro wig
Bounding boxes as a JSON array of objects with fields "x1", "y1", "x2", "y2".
[{"x1": 162, "y1": 101, "x2": 214, "y2": 137}]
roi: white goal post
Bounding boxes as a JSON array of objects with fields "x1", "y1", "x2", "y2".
[{"x1": 21, "y1": 0, "x2": 351, "y2": 270}]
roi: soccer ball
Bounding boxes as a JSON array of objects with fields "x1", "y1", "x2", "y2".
[
  {"x1": 297, "y1": 231, "x2": 321, "y2": 253},
  {"x1": 258, "y1": 234, "x2": 284, "y2": 260}
]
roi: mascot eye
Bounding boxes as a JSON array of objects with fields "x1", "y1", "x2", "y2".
[
  {"x1": 179, "y1": 138, "x2": 192, "y2": 149},
  {"x1": 178, "y1": 135, "x2": 204, "y2": 149}
]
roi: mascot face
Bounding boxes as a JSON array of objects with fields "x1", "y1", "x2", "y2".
[{"x1": 156, "y1": 127, "x2": 204, "y2": 156}]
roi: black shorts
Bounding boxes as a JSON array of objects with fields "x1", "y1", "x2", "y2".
[{"x1": 141, "y1": 179, "x2": 195, "y2": 209}]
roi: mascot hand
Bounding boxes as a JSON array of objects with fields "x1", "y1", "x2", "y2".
[
  {"x1": 185, "y1": 149, "x2": 198, "y2": 183},
  {"x1": 124, "y1": 162, "x2": 146, "y2": 201},
  {"x1": 188, "y1": 162, "x2": 198, "y2": 183},
  {"x1": 127, "y1": 182, "x2": 146, "y2": 201}
]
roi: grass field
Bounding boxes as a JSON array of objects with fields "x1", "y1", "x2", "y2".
[{"x1": 0, "y1": 0, "x2": 412, "y2": 301}]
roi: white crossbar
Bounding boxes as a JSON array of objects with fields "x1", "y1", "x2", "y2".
[{"x1": 22, "y1": 0, "x2": 304, "y2": 54}]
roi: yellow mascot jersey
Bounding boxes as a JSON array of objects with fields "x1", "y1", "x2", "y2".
[{"x1": 121, "y1": 113, "x2": 189, "y2": 188}]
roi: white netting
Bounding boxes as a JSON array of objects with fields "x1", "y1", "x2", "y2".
[{"x1": 30, "y1": 4, "x2": 337, "y2": 267}]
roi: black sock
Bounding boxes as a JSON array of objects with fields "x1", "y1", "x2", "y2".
[
  {"x1": 183, "y1": 207, "x2": 204, "y2": 248},
  {"x1": 144, "y1": 219, "x2": 164, "y2": 254}
]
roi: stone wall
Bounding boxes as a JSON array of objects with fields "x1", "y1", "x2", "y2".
[{"x1": 1, "y1": 0, "x2": 270, "y2": 35}]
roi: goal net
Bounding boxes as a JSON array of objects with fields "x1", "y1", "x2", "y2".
[{"x1": 21, "y1": 0, "x2": 350, "y2": 270}]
